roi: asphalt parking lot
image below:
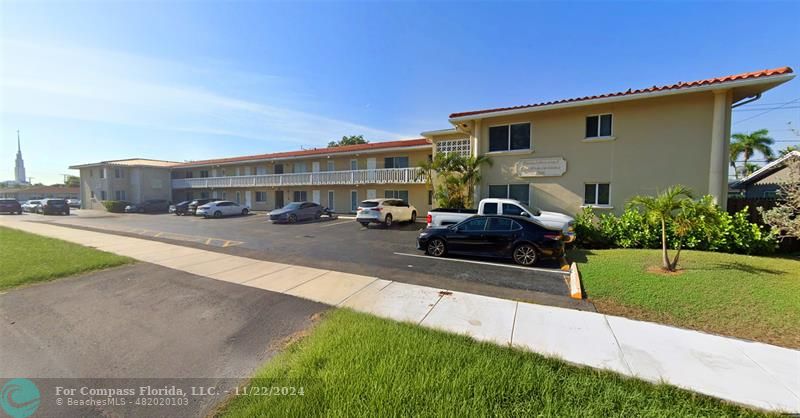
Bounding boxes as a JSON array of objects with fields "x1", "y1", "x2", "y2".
[{"x1": 17, "y1": 210, "x2": 591, "y2": 309}]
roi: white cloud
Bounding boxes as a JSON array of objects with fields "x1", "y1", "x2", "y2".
[{"x1": 0, "y1": 39, "x2": 410, "y2": 145}]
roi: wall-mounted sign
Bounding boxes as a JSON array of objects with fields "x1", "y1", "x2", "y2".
[{"x1": 515, "y1": 157, "x2": 567, "y2": 177}]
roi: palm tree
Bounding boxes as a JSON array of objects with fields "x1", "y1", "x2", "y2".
[
  {"x1": 729, "y1": 141, "x2": 745, "y2": 177},
  {"x1": 730, "y1": 129, "x2": 774, "y2": 168},
  {"x1": 457, "y1": 155, "x2": 493, "y2": 208},
  {"x1": 629, "y1": 185, "x2": 694, "y2": 271}
]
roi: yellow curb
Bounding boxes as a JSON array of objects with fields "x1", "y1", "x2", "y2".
[{"x1": 569, "y1": 262, "x2": 584, "y2": 300}]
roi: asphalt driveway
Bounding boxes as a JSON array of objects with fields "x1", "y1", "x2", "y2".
[
  {"x1": 19, "y1": 211, "x2": 590, "y2": 309},
  {"x1": 0, "y1": 263, "x2": 327, "y2": 417}
]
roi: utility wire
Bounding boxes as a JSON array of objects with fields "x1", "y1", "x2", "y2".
[{"x1": 734, "y1": 97, "x2": 800, "y2": 125}]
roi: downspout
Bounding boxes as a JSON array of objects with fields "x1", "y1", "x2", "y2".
[{"x1": 731, "y1": 93, "x2": 761, "y2": 109}]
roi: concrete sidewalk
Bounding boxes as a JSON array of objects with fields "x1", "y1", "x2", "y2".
[{"x1": 3, "y1": 218, "x2": 798, "y2": 413}]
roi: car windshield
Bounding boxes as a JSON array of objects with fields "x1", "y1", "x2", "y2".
[
  {"x1": 516, "y1": 202, "x2": 542, "y2": 217},
  {"x1": 360, "y1": 201, "x2": 380, "y2": 208},
  {"x1": 176, "y1": 201, "x2": 191, "y2": 206},
  {"x1": 283, "y1": 202, "x2": 302, "y2": 209}
]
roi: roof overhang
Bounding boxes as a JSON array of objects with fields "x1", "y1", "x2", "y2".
[
  {"x1": 173, "y1": 144, "x2": 433, "y2": 169},
  {"x1": 420, "y1": 128, "x2": 461, "y2": 138},
  {"x1": 448, "y1": 73, "x2": 795, "y2": 124}
]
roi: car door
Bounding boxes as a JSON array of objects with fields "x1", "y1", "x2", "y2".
[
  {"x1": 227, "y1": 202, "x2": 241, "y2": 216},
  {"x1": 484, "y1": 217, "x2": 517, "y2": 255},
  {"x1": 447, "y1": 217, "x2": 489, "y2": 253},
  {"x1": 299, "y1": 202, "x2": 314, "y2": 220}
]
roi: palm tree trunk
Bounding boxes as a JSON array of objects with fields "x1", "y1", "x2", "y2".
[
  {"x1": 670, "y1": 243, "x2": 682, "y2": 271},
  {"x1": 660, "y1": 218, "x2": 670, "y2": 271}
]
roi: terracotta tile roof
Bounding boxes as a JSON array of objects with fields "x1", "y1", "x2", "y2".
[
  {"x1": 173, "y1": 138, "x2": 431, "y2": 168},
  {"x1": 449, "y1": 66, "x2": 794, "y2": 119}
]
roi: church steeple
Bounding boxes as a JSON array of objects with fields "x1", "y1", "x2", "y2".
[{"x1": 14, "y1": 130, "x2": 27, "y2": 184}]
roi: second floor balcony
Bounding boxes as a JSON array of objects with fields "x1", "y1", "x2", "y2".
[{"x1": 172, "y1": 166, "x2": 426, "y2": 189}]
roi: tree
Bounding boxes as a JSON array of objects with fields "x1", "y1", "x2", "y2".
[
  {"x1": 730, "y1": 129, "x2": 774, "y2": 175},
  {"x1": 418, "y1": 153, "x2": 492, "y2": 208},
  {"x1": 778, "y1": 145, "x2": 799, "y2": 157},
  {"x1": 760, "y1": 157, "x2": 800, "y2": 239},
  {"x1": 64, "y1": 175, "x2": 80, "y2": 187},
  {"x1": 328, "y1": 135, "x2": 368, "y2": 148},
  {"x1": 457, "y1": 155, "x2": 493, "y2": 208},
  {"x1": 629, "y1": 185, "x2": 717, "y2": 272}
]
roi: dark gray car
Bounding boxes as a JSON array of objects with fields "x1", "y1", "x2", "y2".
[
  {"x1": 268, "y1": 202, "x2": 331, "y2": 223},
  {"x1": 125, "y1": 199, "x2": 170, "y2": 213}
]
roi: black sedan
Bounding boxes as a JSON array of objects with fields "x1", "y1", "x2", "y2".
[
  {"x1": 416, "y1": 215, "x2": 564, "y2": 266},
  {"x1": 169, "y1": 200, "x2": 192, "y2": 215},
  {"x1": 40, "y1": 199, "x2": 70, "y2": 215},
  {"x1": 268, "y1": 202, "x2": 333, "y2": 223},
  {"x1": 187, "y1": 198, "x2": 217, "y2": 216}
]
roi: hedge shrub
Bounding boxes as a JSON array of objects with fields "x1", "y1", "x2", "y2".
[
  {"x1": 102, "y1": 200, "x2": 130, "y2": 213},
  {"x1": 575, "y1": 203, "x2": 776, "y2": 255}
]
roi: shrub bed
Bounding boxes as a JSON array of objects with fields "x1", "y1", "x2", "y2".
[
  {"x1": 575, "y1": 205, "x2": 775, "y2": 255},
  {"x1": 102, "y1": 200, "x2": 130, "y2": 213}
]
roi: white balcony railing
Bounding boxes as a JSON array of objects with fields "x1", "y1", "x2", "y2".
[{"x1": 172, "y1": 167, "x2": 426, "y2": 189}]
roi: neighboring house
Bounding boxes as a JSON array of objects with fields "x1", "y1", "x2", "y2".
[
  {"x1": 0, "y1": 186, "x2": 80, "y2": 201},
  {"x1": 730, "y1": 151, "x2": 800, "y2": 198},
  {"x1": 422, "y1": 66, "x2": 793, "y2": 214},
  {"x1": 68, "y1": 159, "x2": 178, "y2": 209},
  {"x1": 69, "y1": 66, "x2": 794, "y2": 215},
  {"x1": 169, "y1": 139, "x2": 431, "y2": 213}
]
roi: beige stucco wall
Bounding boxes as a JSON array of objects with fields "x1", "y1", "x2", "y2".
[
  {"x1": 79, "y1": 165, "x2": 172, "y2": 209},
  {"x1": 176, "y1": 184, "x2": 430, "y2": 214},
  {"x1": 469, "y1": 92, "x2": 717, "y2": 215}
]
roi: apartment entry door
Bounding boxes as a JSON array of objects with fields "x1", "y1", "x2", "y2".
[
  {"x1": 275, "y1": 191, "x2": 284, "y2": 209},
  {"x1": 350, "y1": 190, "x2": 358, "y2": 212}
]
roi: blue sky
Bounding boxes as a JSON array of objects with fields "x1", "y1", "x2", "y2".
[{"x1": 2, "y1": 1, "x2": 799, "y2": 184}]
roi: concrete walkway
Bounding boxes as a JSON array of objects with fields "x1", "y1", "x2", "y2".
[{"x1": 2, "y1": 218, "x2": 798, "y2": 413}]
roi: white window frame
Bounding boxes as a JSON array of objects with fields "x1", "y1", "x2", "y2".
[
  {"x1": 327, "y1": 160, "x2": 335, "y2": 171},
  {"x1": 350, "y1": 159, "x2": 358, "y2": 171},
  {"x1": 582, "y1": 183, "x2": 613, "y2": 208},
  {"x1": 488, "y1": 184, "x2": 530, "y2": 205},
  {"x1": 487, "y1": 122, "x2": 532, "y2": 153},
  {"x1": 327, "y1": 190, "x2": 335, "y2": 209},
  {"x1": 584, "y1": 113, "x2": 615, "y2": 141},
  {"x1": 255, "y1": 191, "x2": 267, "y2": 202}
]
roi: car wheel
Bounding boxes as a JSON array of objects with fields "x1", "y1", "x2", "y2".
[
  {"x1": 426, "y1": 238, "x2": 447, "y2": 257},
  {"x1": 384, "y1": 214, "x2": 393, "y2": 227},
  {"x1": 213, "y1": 210, "x2": 223, "y2": 218},
  {"x1": 410, "y1": 211, "x2": 417, "y2": 223},
  {"x1": 288, "y1": 214, "x2": 297, "y2": 223},
  {"x1": 513, "y1": 244, "x2": 539, "y2": 266},
  {"x1": 241, "y1": 208, "x2": 249, "y2": 216}
]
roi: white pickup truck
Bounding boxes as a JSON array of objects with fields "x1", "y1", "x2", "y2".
[{"x1": 426, "y1": 198, "x2": 576, "y2": 242}]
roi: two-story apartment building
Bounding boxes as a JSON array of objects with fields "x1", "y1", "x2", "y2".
[
  {"x1": 69, "y1": 67, "x2": 794, "y2": 216},
  {"x1": 69, "y1": 158, "x2": 177, "y2": 210},
  {"x1": 424, "y1": 66, "x2": 794, "y2": 214},
  {"x1": 169, "y1": 139, "x2": 432, "y2": 213}
]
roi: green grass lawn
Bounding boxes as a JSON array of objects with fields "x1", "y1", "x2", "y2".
[
  {"x1": 0, "y1": 226, "x2": 132, "y2": 290},
  {"x1": 569, "y1": 248, "x2": 800, "y2": 349},
  {"x1": 218, "y1": 309, "x2": 766, "y2": 417}
]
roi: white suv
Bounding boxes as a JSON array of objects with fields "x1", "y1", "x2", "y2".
[{"x1": 356, "y1": 198, "x2": 417, "y2": 227}]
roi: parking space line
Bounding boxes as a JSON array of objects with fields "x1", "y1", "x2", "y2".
[
  {"x1": 318, "y1": 220, "x2": 354, "y2": 228},
  {"x1": 392, "y1": 252, "x2": 567, "y2": 275}
]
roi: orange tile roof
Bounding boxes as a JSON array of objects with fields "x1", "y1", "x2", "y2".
[
  {"x1": 173, "y1": 138, "x2": 431, "y2": 168},
  {"x1": 449, "y1": 66, "x2": 794, "y2": 119}
]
